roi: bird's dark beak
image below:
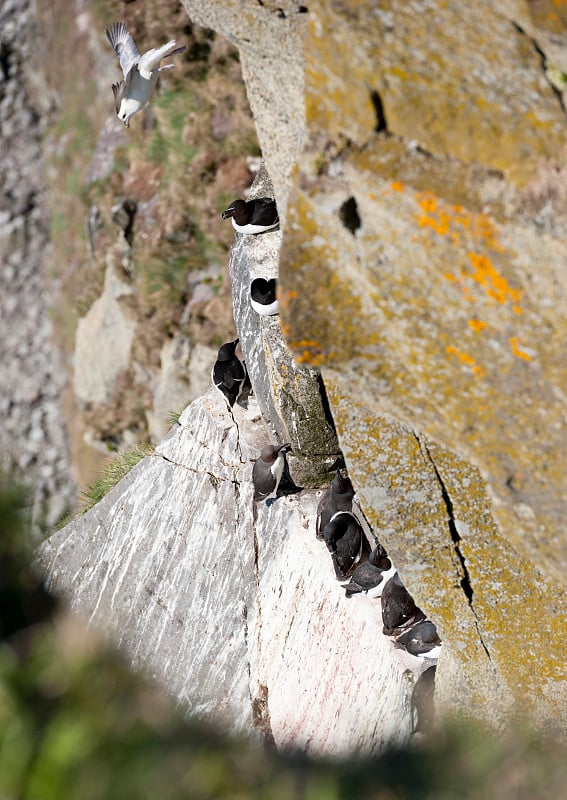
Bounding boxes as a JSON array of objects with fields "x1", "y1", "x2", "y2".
[{"x1": 221, "y1": 207, "x2": 234, "y2": 220}]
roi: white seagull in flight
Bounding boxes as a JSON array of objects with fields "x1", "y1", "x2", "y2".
[{"x1": 105, "y1": 22, "x2": 186, "y2": 128}]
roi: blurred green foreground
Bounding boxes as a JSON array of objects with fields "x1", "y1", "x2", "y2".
[{"x1": 1, "y1": 483, "x2": 566, "y2": 800}]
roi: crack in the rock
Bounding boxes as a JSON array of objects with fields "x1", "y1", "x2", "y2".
[
  {"x1": 512, "y1": 21, "x2": 567, "y2": 117},
  {"x1": 227, "y1": 402, "x2": 248, "y2": 465},
  {"x1": 153, "y1": 452, "x2": 240, "y2": 487},
  {"x1": 416, "y1": 435, "x2": 491, "y2": 661}
]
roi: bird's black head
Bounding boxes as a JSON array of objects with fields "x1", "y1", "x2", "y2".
[
  {"x1": 332, "y1": 469, "x2": 353, "y2": 496},
  {"x1": 216, "y1": 338, "x2": 239, "y2": 361},
  {"x1": 221, "y1": 199, "x2": 247, "y2": 221},
  {"x1": 259, "y1": 442, "x2": 291, "y2": 463}
]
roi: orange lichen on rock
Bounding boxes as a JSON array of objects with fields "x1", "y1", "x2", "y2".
[
  {"x1": 468, "y1": 319, "x2": 489, "y2": 332},
  {"x1": 415, "y1": 192, "x2": 504, "y2": 252},
  {"x1": 390, "y1": 181, "x2": 404, "y2": 192},
  {"x1": 446, "y1": 345, "x2": 484, "y2": 375},
  {"x1": 466, "y1": 252, "x2": 523, "y2": 307},
  {"x1": 509, "y1": 336, "x2": 533, "y2": 361}
]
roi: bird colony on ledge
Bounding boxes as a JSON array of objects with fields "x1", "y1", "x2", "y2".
[{"x1": 105, "y1": 20, "x2": 441, "y2": 737}]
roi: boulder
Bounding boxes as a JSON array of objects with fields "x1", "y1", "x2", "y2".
[
  {"x1": 146, "y1": 336, "x2": 217, "y2": 442},
  {"x1": 72, "y1": 257, "x2": 136, "y2": 406}
]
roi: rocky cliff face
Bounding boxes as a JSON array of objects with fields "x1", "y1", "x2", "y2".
[
  {"x1": 38, "y1": 388, "x2": 430, "y2": 756},
  {"x1": 37, "y1": 0, "x2": 567, "y2": 750},
  {"x1": 181, "y1": 0, "x2": 567, "y2": 734},
  {"x1": 0, "y1": 0, "x2": 74, "y2": 532}
]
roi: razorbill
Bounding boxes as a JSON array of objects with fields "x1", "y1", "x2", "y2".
[
  {"x1": 381, "y1": 572, "x2": 426, "y2": 637},
  {"x1": 221, "y1": 197, "x2": 279, "y2": 234},
  {"x1": 252, "y1": 443, "x2": 292, "y2": 505},
  {"x1": 322, "y1": 511, "x2": 368, "y2": 580},
  {"x1": 106, "y1": 22, "x2": 186, "y2": 128},
  {"x1": 342, "y1": 543, "x2": 396, "y2": 598},
  {"x1": 395, "y1": 621, "x2": 442, "y2": 660},
  {"x1": 316, "y1": 469, "x2": 355, "y2": 539},
  {"x1": 411, "y1": 666, "x2": 436, "y2": 735},
  {"x1": 250, "y1": 277, "x2": 279, "y2": 316},
  {"x1": 211, "y1": 338, "x2": 247, "y2": 407}
]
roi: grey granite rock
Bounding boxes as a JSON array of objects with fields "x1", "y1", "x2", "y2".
[{"x1": 37, "y1": 390, "x2": 429, "y2": 755}]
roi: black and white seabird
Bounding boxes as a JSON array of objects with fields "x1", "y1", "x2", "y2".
[
  {"x1": 342, "y1": 543, "x2": 397, "y2": 598},
  {"x1": 411, "y1": 666, "x2": 436, "y2": 735},
  {"x1": 211, "y1": 338, "x2": 247, "y2": 407},
  {"x1": 316, "y1": 470, "x2": 355, "y2": 540},
  {"x1": 322, "y1": 511, "x2": 368, "y2": 580},
  {"x1": 381, "y1": 572, "x2": 426, "y2": 637},
  {"x1": 252, "y1": 443, "x2": 292, "y2": 505},
  {"x1": 395, "y1": 620, "x2": 442, "y2": 659},
  {"x1": 221, "y1": 197, "x2": 279, "y2": 234},
  {"x1": 250, "y1": 277, "x2": 279, "y2": 316}
]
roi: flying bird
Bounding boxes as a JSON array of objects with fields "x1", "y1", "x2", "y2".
[
  {"x1": 252, "y1": 443, "x2": 292, "y2": 505},
  {"x1": 211, "y1": 339, "x2": 247, "y2": 407},
  {"x1": 105, "y1": 22, "x2": 186, "y2": 127},
  {"x1": 316, "y1": 469, "x2": 355, "y2": 539},
  {"x1": 221, "y1": 198, "x2": 280, "y2": 234}
]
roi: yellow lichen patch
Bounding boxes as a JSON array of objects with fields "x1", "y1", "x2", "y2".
[
  {"x1": 390, "y1": 181, "x2": 404, "y2": 192},
  {"x1": 446, "y1": 345, "x2": 484, "y2": 375},
  {"x1": 281, "y1": 188, "x2": 382, "y2": 367},
  {"x1": 509, "y1": 336, "x2": 533, "y2": 361},
  {"x1": 468, "y1": 319, "x2": 489, "y2": 332},
  {"x1": 466, "y1": 252, "x2": 523, "y2": 307}
]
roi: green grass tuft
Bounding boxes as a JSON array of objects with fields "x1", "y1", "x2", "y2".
[
  {"x1": 167, "y1": 410, "x2": 182, "y2": 426},
  {"x1": 80, "y1": 444, "x2": 154, "y2": 514}
]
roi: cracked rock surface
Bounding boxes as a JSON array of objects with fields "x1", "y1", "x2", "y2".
[
  {"x1": 37, "y1": 390, "x2": 429, "y2": 756},
  {"x1": 181, "y1": 0, "x2": 567, "y2": 734}
]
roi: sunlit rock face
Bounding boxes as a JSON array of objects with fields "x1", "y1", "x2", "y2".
[
  {"x1": 228, "y1": 166, "x2": 341, "y2": 487},
  {"x1": 38, "y1": 392, "x2": 428, "y2": 756},
  {"x1": 183, "y1": 0, "x2": 567, "y2": 734}
]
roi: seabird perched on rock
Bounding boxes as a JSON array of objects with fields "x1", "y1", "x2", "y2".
[
  {"x1": 342, "y1": 542, "x2": 396, "y2": 598},
  {"x1": 211, "y1": 338, "x2": 247, "y2": 407},
  {"x1": 221, "y1": 197, "x2": 280, "y2": 234},
  {"x1": 106, "y1": 22, "x2": 186, "y2": 128},
  {"x1": 250, "y1": 277, "x2": 279, "y2": 316},
  {"x1": 316, "y1": 469, "x2": 355, "y2": 540},
  {"x1": 322, "y1": 511, "x2": 368, "y2": 580},
  {"x1": 252, "y1": 443, "x2": 292, "y2": 505},
  {"x1": 395, "y1": 620, "x2": 442, "y2": 660},
  {"x1": 411, "y1": 666, "x2": 436, "y2": 735},
  {"x1": 381, "y1": 572, "x2": 426, "y2": 637}
]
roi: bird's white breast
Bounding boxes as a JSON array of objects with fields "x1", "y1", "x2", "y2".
[
  {"x1": 232, "y1": 218, "x2": 278, "y2": 235},
  {"x1": 270, "y1": 454, "x2": 285, "y2": 486}
]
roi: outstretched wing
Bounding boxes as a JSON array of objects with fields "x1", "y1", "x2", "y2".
[
  {"x1": 138, "y1": 41, "x2": 186, "y2": 76},
  {"x1": 105, "y1": 22, "x2": 139, "y2": 78}
]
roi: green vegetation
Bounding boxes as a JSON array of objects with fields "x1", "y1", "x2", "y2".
[
  {"x1": 41, "y1": 0, "x2": 259, "y2": 465},
  {"x1": 80, "y1": 444, "x2": 154, "y2": 514},
  {"x1": 167, "y1": 410, "x2": 182, "y2": 426}
]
